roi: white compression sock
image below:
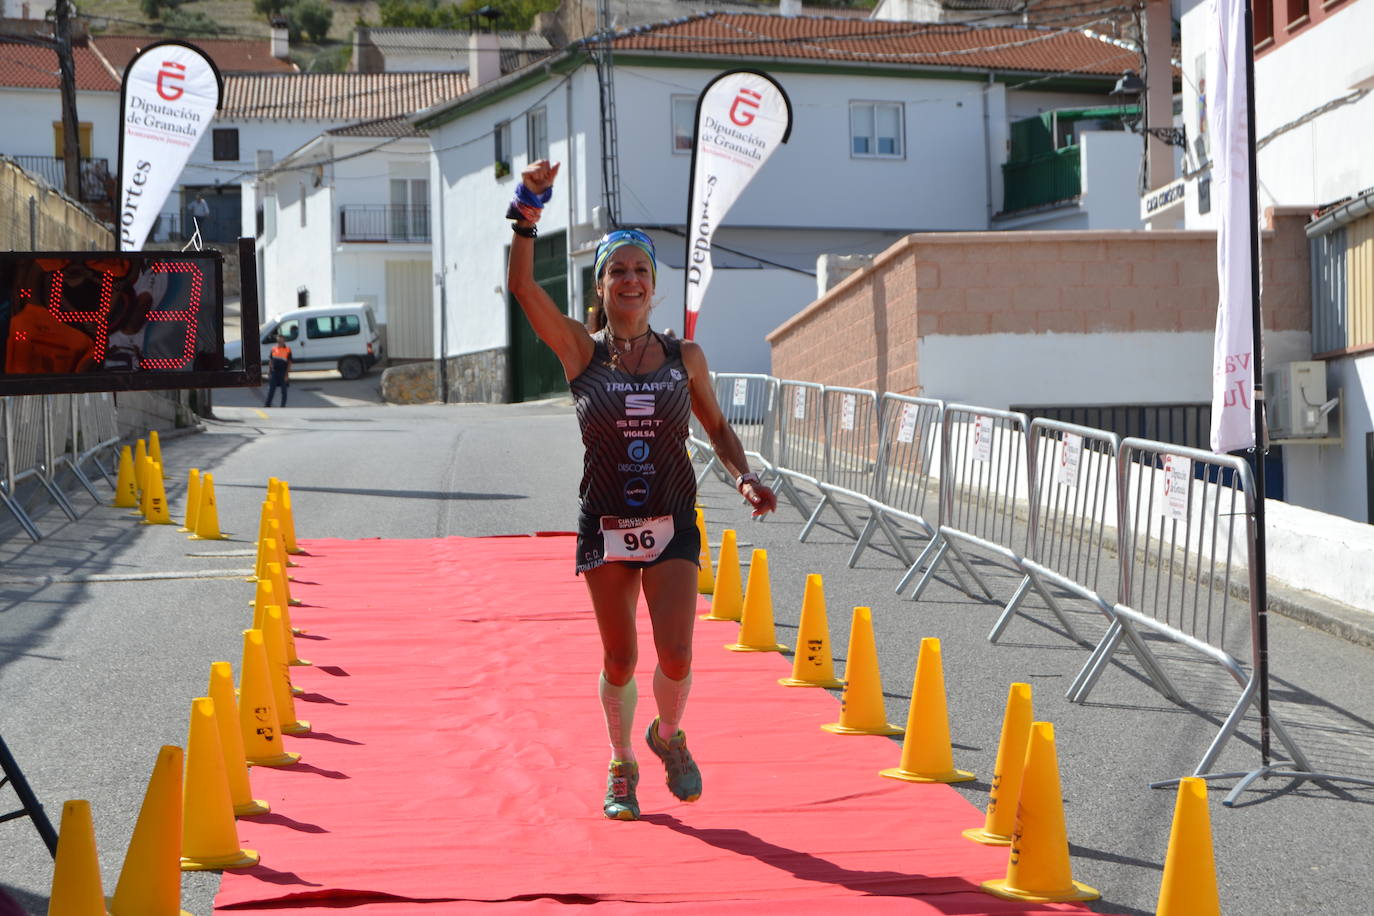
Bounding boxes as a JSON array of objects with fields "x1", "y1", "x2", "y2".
[
  {"x1": 653, "y1": 666, "x2": 692, "y2": 740},
  {"x1": 599, "y1": 672, "x2": 637, "y2": 761}
]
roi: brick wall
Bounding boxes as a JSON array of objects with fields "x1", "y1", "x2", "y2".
[{"x1": 768, "y1": 207, "x2": 1313, "y2": 394}]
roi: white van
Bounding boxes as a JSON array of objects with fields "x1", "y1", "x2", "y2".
[{"x1": 227, "y1": 302, "x2": 384, "y2": 380}]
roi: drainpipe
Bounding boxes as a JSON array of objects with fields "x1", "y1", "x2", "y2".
[
  {"x1": 565, "y1": 73, "x2": 578, "y2": 321},
  {"x1": 982, "y1": 72, "x2": 995, "y2": 224},
  {"x1": 436, "y1": 160, "x2": 449, "y2": 403}
]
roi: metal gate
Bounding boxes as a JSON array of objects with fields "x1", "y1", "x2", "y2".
[
  {"x1": 508, "y1": 231, "x2": 568, "y2": 402},
  {"x1": 385, "y1": 260, "x2": 434, "y2": 360}
]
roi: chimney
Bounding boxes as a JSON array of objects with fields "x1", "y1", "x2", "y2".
[
  {"x1": 271, "y1": 16, "x2": 290, "y2": 60},
  {"x1": 779, "y1": 0, "x2": 802, "y2": 16},
  {"x1": 468, "y1": 31, "x2": 501, "y2": 89}
]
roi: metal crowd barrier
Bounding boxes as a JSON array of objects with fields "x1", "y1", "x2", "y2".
[
  {"x1": 0, "y1": 394, "x2": 120, "y2": 541},
  {"x1": 771, "y1": 379, "x2": 826, "y2": 519},
  {"x1": 798, "y1": 386, "x2": 879, "y2": 544},
  {"x1": 896, "y1": 405, "x2": 1032, "y2": 605},
  {"x1": 693, "y1": 373, "x2": 776, "y2": 487},
  {"x1": 848, "y1": 393, "x2": 943, "y2": 569}
]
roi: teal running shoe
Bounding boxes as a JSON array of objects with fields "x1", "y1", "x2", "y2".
[
  {"x1": 603, "y1": 760, "x2": 640, "y2": 820},
  {"x1": 644, "y1": 717, "x2": 702, "y2": 802}
]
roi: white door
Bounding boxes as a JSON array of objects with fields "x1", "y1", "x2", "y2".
[{"x1": 385, "y1": 260, "x2": 433, "y2": 359}]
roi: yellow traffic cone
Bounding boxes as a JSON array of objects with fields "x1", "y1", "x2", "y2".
[
  {"x1": 279, "y1": 481, "x2": 303, "y2": 555},
  {"x1": 270, "y1": 556, "x2": 301, "y2": 607},
  {"x1": 726, "y1": 549, "x2": 787, "y2": 652},
  {"x1": 880, "y1": 638, "x2": 974, "y2": 783},
  {"x1": 982, "y1": 722, "x2": 1099, "y2": 903},
  {"x1": 137, "y1": 457, "x2": 153, "y2": 518},
  {"x1": 779, "y1": 574, "x2": 844, "y2": 688},
  {"x1": 48, "y1": 799, "x2": 105, "y2": 915},
  {"x1": 190, "y1": 473, "x2": 225, "y2": 540},
  {"x1": 280, "y1": 596, "x2": 312, "y2": 667},
  {"x1": 208, "y1": 662, "x2": 269, "y2": 817},
  {"x1": 141, "y1": 461, "x2": 172, "y2": 525},
  {"x1": 1157, "y1": 778, "x2": 1221, "y2": 916},
  {"x1": 133, "y1": 438, "x2": 147, "y2": 496},
  {"x1": 702, "y1": 529, "x2": 742, "y2": 621},
  {"x1": 238, "y1": 629, "x2": 300, "y2": 768},
  {"x1": 250, "y1": 502, "x2": 273, "y2": 580},
  {"x1": 148, "y1": 430, "x2": 166, "y2": 478},
  {"x1": 110, "y1": 746, "x2": 194, "y2": 916},
  {"x1": 113, "y1": 445, "x2": 138, "y2": 508},
  {"x1": 261, "y1": 606, "x2": 310, "y2": 734},
  {"x1": 181, "y1": 697, "x2": 259, "y2": 871},
  {"x1": 821, "y1": 607, "x2": 903, "y2": 736},
  {"x1": 695, "y1": 507, "x2": 714, "y2": 595},
  {"x1": 965, "y1": 682, "x2": 1033, "y2": 845},
  {"x1": 268, "y1": 507, "x2": 299, "y2": 567},
  {"x1": 253, "y1": 589, "x2": 308, "y2": 675},
  {"x1": 179, "y1": 469, "x2": 201, "y2": 532}
]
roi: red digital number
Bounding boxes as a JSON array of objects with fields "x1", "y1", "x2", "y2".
[
  {"x1": 140, "y1": 260, "x2": 203, "y2": 370},
  {"x1": 44, "y1": 267, "x2": 112, "y2": 363}
]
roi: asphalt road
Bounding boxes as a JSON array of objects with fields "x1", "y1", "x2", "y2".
[{"x1": 0, "y1": 388, "x2": 1371, "y2": 914}]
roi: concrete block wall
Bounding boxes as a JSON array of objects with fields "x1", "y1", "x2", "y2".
[{"x1": 768, "y1": 207, "x2": 1313, "y2": 394}]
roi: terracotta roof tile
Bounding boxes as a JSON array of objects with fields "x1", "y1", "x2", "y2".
[
  {"x1": 0, "y1": 40, "x2": 119, "y2": 91},
  {"x1": 222, "y1": 71, "x2": 470, "y2": 121},
  {"x1": 93, "y1": 35, "x2": 299, "y2": 74},
  {"x1": 327, "y1": 115, "x2": 425, "y2": 138},
  {"x1": 599, "y1": 12, "x2": 1138, "y2": 76}
]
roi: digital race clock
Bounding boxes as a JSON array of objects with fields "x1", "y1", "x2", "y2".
[{"x1": 0, "y1": 244, "x2": 259, "y2": 395}]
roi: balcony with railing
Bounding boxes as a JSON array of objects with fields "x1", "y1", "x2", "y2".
[
  {"x1": 339, "y1": 205, "x2": 430, "y2": 243},
  {"x1": 999, "y1": 105, "x2": 1137, "y2": 214},
  {"x1": 13, "y1": 155, "x2": 113, "y2": 207}
]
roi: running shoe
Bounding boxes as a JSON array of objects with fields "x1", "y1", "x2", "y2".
[
  {"x1": 644, "y1": 717, "x2": 702, "y2": 802},
  {"x1": 603, "y1": 759, "x2": 640, "y2": 820}
]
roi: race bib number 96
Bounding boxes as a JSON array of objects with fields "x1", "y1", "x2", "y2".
[{"x1": 600, "y1": 515, "x2": 674, "y2": 562}]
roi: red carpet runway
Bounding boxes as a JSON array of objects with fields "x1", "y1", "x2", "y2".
[{"x1": 214, "y1": 536, "x2": 1102, "y2": 914}]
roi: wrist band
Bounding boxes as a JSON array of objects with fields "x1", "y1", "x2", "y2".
[
  {"x1": 735, "y1": 471, "x2": 760, "y2": 492},
  {"x1": 515, "y1": 183, "x2": 552, "y2": 210},
  {"x1": 512, "y1": 223, "x2": 537, "y2": 239}
]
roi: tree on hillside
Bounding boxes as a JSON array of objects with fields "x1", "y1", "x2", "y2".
[
  {"x1": 379, "y1": 0, "x2": 558, "y2": 32},
  {"x1": 293, "y1": 0, "x2": 333, "y2": 43}
]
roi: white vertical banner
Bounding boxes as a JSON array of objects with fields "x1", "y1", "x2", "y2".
[
  {"x1": 118, "y1": 40, "x2": 222, "y2": 251},
  {"x1": 682, "y1": 70, "x2": 792, "y2": 340},
  {"x1": 1207, "y1": 0, "x2": 1256, "y2": 453}
]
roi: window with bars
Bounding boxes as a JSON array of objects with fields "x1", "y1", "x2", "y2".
[
  {"x1": 527, "y1": 107, "x2": 548, "y2": 163},
  {"x1": 850, "y1": 101, "x2": 904, "y2": 159},
  {"x1": 1310, "y1": 210, "x2": 1374, "y2": 358}
]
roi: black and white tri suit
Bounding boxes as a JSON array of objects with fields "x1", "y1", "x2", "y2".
[{"x1": 570, "y1": 329, "x2": 700, "y2": 573}]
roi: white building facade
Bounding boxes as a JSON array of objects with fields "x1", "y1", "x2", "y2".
[
  {"x1": 1180, "y1": 0, "x2": 1374, "y2": 522},
  {"x1": 415, "y1": 12, "x2": 1146, "y2": 402}
]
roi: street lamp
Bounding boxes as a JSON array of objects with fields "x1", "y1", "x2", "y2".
[{"x1": 1110, "y1": 69, "x2": 1187, "y2": 149}]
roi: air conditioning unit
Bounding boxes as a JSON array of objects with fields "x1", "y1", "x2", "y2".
[{"x1": 1265, "y1": 361, "x2": 1337, "y2": 438}]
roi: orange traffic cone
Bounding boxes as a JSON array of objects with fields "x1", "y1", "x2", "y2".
[
  {"x1": 982, "y1": 722, "x2": 1099, "y2": 903},
  {"x1": 141, "y1": 461, "x2": 172, "y2": 525},
  {"x1": 109, "y1": 746, "x2": 194, "y2": 916},
  {"x1": 278, "y1": 480, "x2": 303, "y2": 555},
  {"x1": 148, "y1": 430, "x2": 166, "y2": 478},
  {"x1": 779, "y1": 574, "x2": 843, "y2": 688},
  {"x1": 238, "y1": 629, "x2": 300, "y2": 768},
  {"x1": 137, "y1": 456, "x2": 153, "y2": 518},
  {"x1": 133, "y1": 438, "x2": 148, "y2": 497},
  {"x1": 112, "y1": 445, "x2": 138, "y2": 508},
  {"x1": 695, "y1": 507, "x2": 714, "y2": 594},
  {"x1": 1156, "y1": 778, "x2": 1221, "y2": 916},
  {"x1": 208, "y1": 662, "x2": 269, "y2": 817},
  {"x1": 180, "y1": 697, "x2": 259, "y2": 871},
  {"x1": 702, "y1": 529, "x2": 742, "y2": 621},
  {"x1": 880, "y1": 637, "x2": 974, "y2": 783},
  {"x1": 48, "y1": 799, "x2": 105, "y2": 915},
  {"x1": 821, "y1": 607, "x2": 903, "y2": 735},
  {"x1": 965, "y1": 683, "x2": 1033, "y2": 845},
  {"x1": 261, "y1": 606, "x2": 310, "y2": 734},
  {"x1": 191, "y1": 473, "x2": 225, "y2": 540},
  {"x1": 179, "y1": 469, "x2": 201, "y2": 532},
  {"x1": 726, "y1": 549, "x2": 787, "y2": 652}
]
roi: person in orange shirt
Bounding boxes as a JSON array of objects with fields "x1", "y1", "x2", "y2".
[{"x1": 265, "y1": 333, "x2": 292, "y2": 407}]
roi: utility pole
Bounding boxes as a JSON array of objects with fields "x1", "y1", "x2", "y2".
[{"x1": 53, "y1": 0, "x2": 82, "y2": 200}]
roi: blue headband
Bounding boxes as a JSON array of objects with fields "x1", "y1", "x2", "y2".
[{"x1": 594, "y1": 229, "x2": 657, "y2": 285}]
